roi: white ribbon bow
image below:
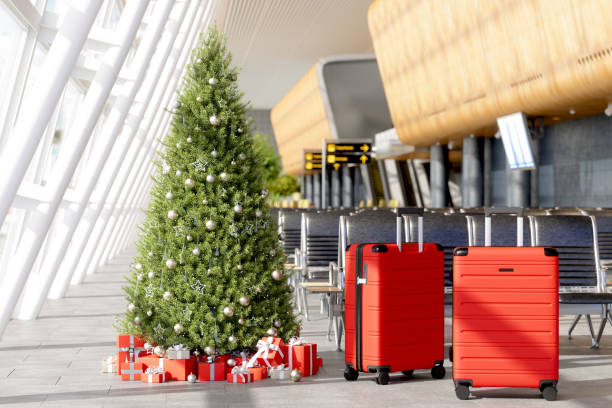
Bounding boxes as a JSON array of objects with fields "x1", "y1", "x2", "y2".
[
  {"x1": 170, "y1": 344, "x2": 188, "y2": 351},
  {"x1": 247, "y1": 337, "x2": 284, "y2": 368},
  {"x1": 288, "y1": 337, "x2": 307, "y2": 346},
  {"x1": 145, "y1": 367, "x2": 164, "y2": 375}
]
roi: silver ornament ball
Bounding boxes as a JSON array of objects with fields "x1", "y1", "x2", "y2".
[
  {"x1": 168, "y1": 210, "x2": 178, "y2": 220},
  {"x1": 270, "y1": 249, "x2": 276, "y2": 256},
  {"x1": 227, "y1": 358, "x2": 236, "y2": 367},
  {"x1": 223, "y1": 306, "x2": 234, "y2": 317},
  {"x1": 231, "y1": 160, "x2": 236, "y2": 166},
  {"x1": 202, "y1": 199, "x2": 208, "y2": 205},
  {"x1": 237, "y1": 264, "x2": 243, "y2": 271},
  {"x1": 206, "y1": 174, "x2": 215, "y2": 183},
  {"x1": 239, "y1": 296, "x2": 250, "y2": 306},
  {"x1": 196, "y1": 96, "x2": 202, "y2": 102},
  {"x1": 239, "y1": 153, "x2": 246, "y2": 161},
  {"x1": 196, "y1": 58, "x2": 202, "y2": 64},
  {"x1": 166, "y1": 191, "x2": 173, "y2": 200},
  {"x1": 192, "y1": 247, "x2": 201, "y2": 256},
  {"x1": 207, "y1": 268, "x2": 212, "y2": 274},
  {"x1": 137, "y1": 273, "x2": 143, "y2": 281},
  {"x1": 147, "y1": 309, "x2": 153, "y2": 317},
  {"x1": 144, "y1": 342, "x2": 152, "y2": 351},
  {"x1": 176, "y1": 170, "x2": 182, "y2": 176},
  {"x1": 148, "y1": 251, "x2": 154, "y2": 257},
  {"x1": 154, "y1": 346, "x2": 165, "y2": 357},
  {"x1": 166, "y1": 259, "x2": 177, "y2": 269},
  {"x1": 204, "y1": 346, "x2": 215, "y2": 355},
  {"x1": 187, "y1": 372, "x2": 197, "y2": 383},
  {"x1": 233, "y1": 204, "x2": 242, "y2": 214},
  {"x1": 163, "y1": 291, "x2": 172, "y2": 301},
  {"x1": 127, "y1": 303, "x2": 136, "y2": 312},
  {"x1": 228, "y1": 335, "x2": 236, "y2": 343},
  {"x1": 174, "y1": 323, "x2": 183, "y2": 333},
  {"x1": 184, "y1": 178, "x2": 195, "y2": 189},
  {"x1": 186, "y1": 235, "x2": 193, "y2": 242},
  {"x1": 134, "y1": 263, "x2": 142, "y2": 270},
  {"x1": 271, "y1": 270, "x2": 282, "y2": 281},
  {"x1": 186, "y1": 137, "x2": 192, "y2": 143},
  {"x1": 274, "y1": 319, "x2": 282, "y2": 328},
  {"x1": 205, "y1": 219, "x2": 216, "y2": 230},
  {"x1": 256, "y1": 210, "x2": 263, "y2": 217},
  {"x1": 237, "y1": 127, "x2": 243, "y2": 133},
  {"x1": 134, "y1": 316, "x2": 141, "y2": 325},
  {"x1": 238, "y1": 318, "x2": 245, "y2": 325},
  {"x1": 208, "y1": 77, "x2": 217, "y2": 85},
  {"x1": 261, "y1": 189, "x2": 269, "y2": 198},
  {"x1": 267, "y1": 327, "x2": 277, "y2": 336},
  {"x1": 148, "y1": 271, "x2": 155, "y2": 279},
  {"x1": 290, "y1": 369, "x2": 302, "y2": 382},
  {"x1": 211, "y1": 150, "x2": 218, "y2": 158},
  {"x1": 209, "y1": 115, "x2": 220, "y2": 126},
  {"x1": 220, "y1": 172, "x2": 228, "y2": 181}
]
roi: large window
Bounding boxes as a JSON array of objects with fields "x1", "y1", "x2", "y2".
[{"x1": 0, "y1": 2, "x2": 27, "y2": 148}]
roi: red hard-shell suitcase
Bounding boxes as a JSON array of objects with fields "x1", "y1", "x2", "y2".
[
  {"x1": 452, "y1": 208, "x2": 559, "y2": 400},
  {"x1": 344, "y1": 208, "x2": 445, "y2": 385}
]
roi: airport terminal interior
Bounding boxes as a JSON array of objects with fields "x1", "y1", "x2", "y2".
[{"x1": 0, "y1": 0, "x2": 612, "y2": 406}]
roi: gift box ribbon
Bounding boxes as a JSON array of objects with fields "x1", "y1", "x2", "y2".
[
  {"x1": 123, "y1": 362, "x2": 142, "y2": 380},
  {"x1": 288, "y1": 343, "x2": 314, "y2": 376},
  {"x1": 169, "y1": 344, "x2": 188, "y2": 352},
  {"x1": 247, "y1": 336, "x2": 284, "y2": 368},
  {"x1": 210, "y1": 361, "x2": 219, "y2": 381},
  {"x1": 231, "y1": 365, "x2": 251, "y2": 383},
  {"x1": 144, "y1": 367, "x2": 165, "y2": 382}
]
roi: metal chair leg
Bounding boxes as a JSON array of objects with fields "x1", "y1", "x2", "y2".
[
  {"x1": 335, "y1": 315, "x2": 343, "y2": 351},
  {"x1": 302, "y1": 288, "x2": 310, "y2": 321},
  {"x1": 586, "y1": 315, "x2": 596, "y2": 343},
  {"x1": 568, "y1": 314, "x2": 582, "y2": 339},
  {"x1": 327, "y1": 313, "x2": 334, "y2": 341},
  {"x1": 593, "y1": 306, "x2": 609, "y2": 348}
]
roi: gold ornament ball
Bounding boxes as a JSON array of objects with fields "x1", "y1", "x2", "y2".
[
  {"x1": 204, "y1": 346, "x2": 215, "y2": 356},
  {"x1": 238, "y1": 318, "x2": 245, "y2": 325},
  {"x1": 205, "y1": 219, "x2": 216, "y2": 230},
  {"x1": 202, "y1": 199, "x2": 208, "y2": 205},
  {"x1": 271, "y1": 270, "x2": 282, "y2": 281},
  {"x1": 290, "y1": 369, "x2": 302, "y2": 382},
  {"x1": 168, "y1": 210, "x2": 178, "y2": 220},
  {"x1": 186, "y1": 235, "x2": 193, "y2": 242},
  {"x1": 223, "y1": 306, "x2": 234, "y2": 317},
  {"x1": 239, "y1": 296, "x2": 250, "y2": 306},
  {"x1": 267, "y1": 327, "x2": 277, "y2": 336},
  {"x1": 166, "y1": 259, "x2": 177, "y2": 269},
  {"x1": 209, "y1": 115, "x2": 220, "y2": 126},
  {"x1": 237, "y1": 264, "x2": 243, "y2": 271}
]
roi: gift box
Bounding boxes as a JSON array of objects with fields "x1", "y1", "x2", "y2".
[
  {"x1": 227, "y1": 366, "x2": 252, "y2": 383},
  {"x1": 166, "y1": 344, "x2": 190, "y2": 360},
  {"x1": 249, "y1": 366, "x2": 268, "y2": 380},
  {"x1": 269, "y1": 364, "x2": 289, "y2": 380},
  {"x1": 116, "y1": 334, "x2": 146, "y2": 375},
  {"x1": 198, "y1": 359, "x2": 226, "y2": 382},
  {"x1": 141, "y1": 367, "x2": 166, "y2": 383},
  {"x1": 252, "y1": 337, "x2": 287, "y2": 368},
  {"x1": 120, "y1": 361, "x2": 143, "y2": 381},
  {"x1": 102, "y1": 356, "x2": 116, "y2": 373},
  {"x1": 138, "y1": 355, "x2": 196, "y2": 381},
  {"x1": 286, "y1": 338, "x2": 319, "y2": 377}
]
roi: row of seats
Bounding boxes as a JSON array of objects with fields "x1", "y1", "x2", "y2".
[{"x1": 274, "y1": 207, "x2": 612, "y2": 350}]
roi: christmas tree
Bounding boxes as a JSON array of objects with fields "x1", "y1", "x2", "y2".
[{"x1": 120, "y1": 27, "x2": 299, "y2": 354}]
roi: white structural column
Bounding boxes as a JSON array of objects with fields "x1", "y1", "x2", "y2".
[
  {"x1": 73, "y1": 1, "x2": 209, "y2": 283},
  {"x1": 3, "y1": 0, "x2": 176, "y2": 324},
  {"x1": 0, "y1": 1, "x2": 103, "y2": 228},
  {"x1": 49, "y1": 0, "x2": 201, "y2": 297},
  {"x1": 10, "y1": 0, "x2": 150, "y2": 320}
]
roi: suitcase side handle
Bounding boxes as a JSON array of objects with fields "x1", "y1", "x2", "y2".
[
  {"x1": 484, "y1": 207, "x2": 524, "y2": 247},
  {"x1": 395, "y1": 209, "x2": 423, "y2": 253}
]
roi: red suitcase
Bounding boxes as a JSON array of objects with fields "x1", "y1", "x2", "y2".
[
  {"x1": 452, "y1": 208, "x2": 559, "y2": 400},
  {"x1": 344, "y1": 208, "x2": 446, "y2": 385}
]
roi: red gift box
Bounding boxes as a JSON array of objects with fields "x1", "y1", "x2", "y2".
[
  {"x1": 116, "y1": 334, "x2": 146, "y2": 375},
  {"x1": 227, "y1": 366, "x2": 253, "y2": 383},
  {"x1": 198, "y1": 360, "x2": 226, "y2": 382},
  {"x1": 253, "y1": 337, "x2": 287, "y2": 368},
  {"x1": 249, "y1": 366, "x2": 268, "y2": 380},
  {"x1": 120, "y1": 361, "x2": 143, "y2": 381},
  {"x1": 138, "y1": 355, "x2": 196, "y2": 381},
  {"x1": 141, "y1": 367, "x2": 166, "y2": 383},
  {"x1": 287, "y1": 341, "x2": 319, "y2": 377}
]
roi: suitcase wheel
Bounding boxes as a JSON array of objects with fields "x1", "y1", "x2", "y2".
[
  {"x1": 401, "y1": 370, "x2": 414, "y2": 377},
  {"x1": 431, "y1": 364, "x2": 446, "y2": 379},
  {"x1": 455, "y1": 384, "x2": 470, "y2": 400},
  {"x1": 344, "y1": 366, "x2": 359, "y2": 381},
  {"x1": 375, "y1": 370, "x2": 389, "y2": 385},
  {"x1": 541, "y1": 385, "x2": 557, "y2": 401}
]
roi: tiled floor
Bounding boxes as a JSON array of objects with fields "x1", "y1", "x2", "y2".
[{"x1": 0, "y1": 249, "x2": 611, "y2": 407}]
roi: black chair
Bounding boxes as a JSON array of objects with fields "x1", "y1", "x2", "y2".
[
  {"x1": 279, "y1": 209, "x2": 302, "y2": 261},
  {"x1": 531, "y1": 215, "x2": 612, "y2": 348}
]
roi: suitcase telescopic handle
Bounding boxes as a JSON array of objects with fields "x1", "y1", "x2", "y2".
[
  {"x1": 484, "y1": 207, "x2": 524, "y2": 247},
  {"x1": 395, "y1": 208, "x2": 423, "y2": 253}
]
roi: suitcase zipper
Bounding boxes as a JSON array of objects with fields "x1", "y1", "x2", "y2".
[{"x1": 356, "y1": 243, "x2": 366, "y2": 373}]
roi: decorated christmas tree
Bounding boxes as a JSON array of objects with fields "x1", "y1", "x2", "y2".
[{"x1": 119, "y1": 27, "x2": 298, "y2": 355}]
